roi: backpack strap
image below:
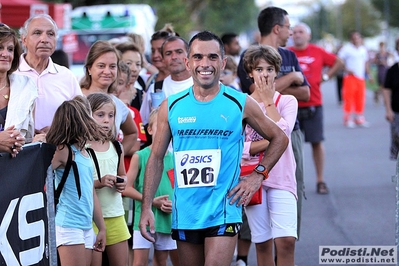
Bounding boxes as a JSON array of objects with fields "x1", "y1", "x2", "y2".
[
  {"x1": 112, "y1": 140, "x2": 122, "y2": 169},
  {"x1": 256, "y1": 94, "x2": 282, "y2": 162},
  {"x1": 86, "y1": 147, "x2": 102, "y2": 183},
  {"x1": 55, "y1": 144, "x2": 81, "y2": 206},
  {"x1": 137, "y1": 75, "x2": 146, "y2": 91},
  {"x1": 154, "y1": 80, "x2": 164, "y2": 92},
  {"x1": 145, "y1": 73, "x2": 157, "y2": 92}
]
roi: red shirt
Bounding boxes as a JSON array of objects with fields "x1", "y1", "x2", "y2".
[
  {"x1": 130, "y1": 106, "x2": 147, "y2": 143},
  {"x1": 289, "y1": 44, "x2": 336, "y2": 107},
  {"x1": 124, "y1": 106, "x2": 147, "y2": 171}
]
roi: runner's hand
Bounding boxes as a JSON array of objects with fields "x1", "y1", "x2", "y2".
[
  {"x1": 228, "y1": 173, "x2": 262, "y2": 206},
  {"x1": 139, "y1": 208, "x2": 156, "y2": 243}
]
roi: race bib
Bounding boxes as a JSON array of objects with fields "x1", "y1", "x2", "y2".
[{"x1": 174, "y1": 149, "x2": 221, "y2": 188}]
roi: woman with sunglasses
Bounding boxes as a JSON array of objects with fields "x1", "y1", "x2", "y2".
[{"x1": 0, "y1": 23, "x2": 38, "y2": 157}]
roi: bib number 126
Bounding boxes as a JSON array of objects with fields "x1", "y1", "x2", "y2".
[
  {"x1": 180, "y1": 167, "x2": 215, "y2": 187},
  {"x1": 174, "y1": 149, "x2": 221, "y2": 188}
]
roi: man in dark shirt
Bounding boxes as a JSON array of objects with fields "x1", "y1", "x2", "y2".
[{"x1": 237, "y1": 7, "x2": 310, "y2": 244}]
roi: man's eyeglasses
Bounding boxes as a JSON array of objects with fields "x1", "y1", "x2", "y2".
[{"x1": 279, "y1": 24, "x2": 292, "y2": 31}]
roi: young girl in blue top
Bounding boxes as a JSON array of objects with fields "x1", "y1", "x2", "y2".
[
  {"x1": 46, "y1": 96, "x2": 107, "y2": 266},
  {"x1": 87, "y1": 92, "x2": 130, "y2": 266}
]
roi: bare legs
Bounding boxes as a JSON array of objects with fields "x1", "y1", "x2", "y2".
[
  {"x1": 255, "y1": 237, "x2": 296, "y2": 266},
  {"x1": 176, "y1": 235, "x2": 237, "y2": 266}
]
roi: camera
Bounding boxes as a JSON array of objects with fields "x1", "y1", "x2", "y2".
[{"x1": 116, "y1": 176, "x2": 124, "y2": 183}]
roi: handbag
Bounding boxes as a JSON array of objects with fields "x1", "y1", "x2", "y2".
[
  {"x1": 247, "y1": 186, "x2": 262, "y2": 206},
  {"x1": 240, "y1": 153, "x2": 263, "y2": 206}
]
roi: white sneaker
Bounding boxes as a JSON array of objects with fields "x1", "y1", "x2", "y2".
[
  {"x1": 344, "y1": 120, "x2": 356, "y2": 128},
  {"x1": 236, "y1": 259, "x2": 247, "y2": 266},
  {"x1": 355, "y1": 117, "x2": 370, "y2": 128},
  {"x1": 357, "y1": 121, "x2": 370, "y2": 128}
]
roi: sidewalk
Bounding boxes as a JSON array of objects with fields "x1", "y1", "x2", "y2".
[{"x1": 295, "y1": 79, "x2": 395, "y2": 266}]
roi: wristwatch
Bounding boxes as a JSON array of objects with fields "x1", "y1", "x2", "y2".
[
  {"x1": 322, "y1": 73, "x2": 329, "y2": 82},
  {"x1": 254, "y1": 164, "x2": 269, "y2": 180}
]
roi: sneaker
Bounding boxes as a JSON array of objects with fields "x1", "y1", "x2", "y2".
[
  {"x1": 344, "y1": 120, "x2": 356, "y2": 128},
  {"x1": 236, "y1": 259, "x2": 247, "y2": 266},
  {"x1": 355, "y1": 117, "x2": 370, "y2": 128}
]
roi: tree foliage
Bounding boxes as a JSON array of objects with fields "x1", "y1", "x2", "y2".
[
  {"x1": 302, "y1": 0, "x2": 381, "y2": 42},
  {"x1": 45, "y1": 0, "x2": 258, "y2": 40},
  {"x1": 371, "y1": 0, "x2": 399, "y2": 28},
  {"x1": 125, "y1": 0, "x2": 258, "y2": 39},
  {"x1": 197, "y1": 0, "x2": 258, "y2": 37},
  {"x1": 341, "y1": 0, "x2": 381, "y2": 38}
]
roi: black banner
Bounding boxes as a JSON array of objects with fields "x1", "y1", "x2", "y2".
[{"x1": 0, "y1": 143, "x2": 55, "y2": 266}]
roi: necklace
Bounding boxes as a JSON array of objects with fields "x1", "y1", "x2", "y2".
[{"x1": 0, "y1": 80, "x2": 9, "y2": 100}]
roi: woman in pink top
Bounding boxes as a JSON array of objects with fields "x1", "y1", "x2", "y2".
[{"x1": 242, "y1": 45, "x2": 298, "y2": 266}]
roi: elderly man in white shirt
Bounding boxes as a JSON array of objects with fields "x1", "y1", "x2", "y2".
[{"x1": 17, "y1": 14, "x2": 82, "y2": 135}]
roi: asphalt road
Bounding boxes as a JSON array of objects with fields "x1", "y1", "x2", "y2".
[
  {"x1": 157, "y1": 79, "x2": 398, "y2": 266},
  {"x1": 292, "y1": 79, "x2": 397, "y2": 266}
]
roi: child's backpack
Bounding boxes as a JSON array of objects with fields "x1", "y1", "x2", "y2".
[
  {"x1": 54, "y1": 141, "x2": 122, "y2": 207},
  {"x1": 54, "y1": 144, "x2": 100, "y2": 206}
]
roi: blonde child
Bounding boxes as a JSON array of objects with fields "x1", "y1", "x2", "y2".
[
  {"x1": 46, "y1": 96, "x2": 107, "y2": 266},
  {"x1": 115, "y1": 61, "x2": 147, "y2": 158},
  {"x1": 115, "y1": 41, "x2": 144, "y2": 111},
  {"x1": 86, "y1": 92, "x2": 131, "y2": 266},
  {"x1": 124, "y1": 108, "x2": 177, "y2": 266},
  {"x1": 220, "y1": 55, "x2": 241, "y2": 91},
  {"x1": 115, "y1": 61, "x2": 148, "y2": 266}
]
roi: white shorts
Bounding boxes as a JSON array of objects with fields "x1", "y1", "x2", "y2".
[
  {"x1": 133, "y1": 230, "x2": 177, "y2": 250},
  {"x1": 245, "y1": 187, "x2": 297, "y2": 243},
  {"x1": 56, "y1": 226, "x2": 96, "y2": 249}
]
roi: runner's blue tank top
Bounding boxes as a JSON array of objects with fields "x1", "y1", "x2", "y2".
[{"x1": 168, "y1": 84, "x2": 246, "y2": 229}]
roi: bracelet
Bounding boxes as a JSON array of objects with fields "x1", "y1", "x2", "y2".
[{"x1": 266, "y1": 103, "x2": 274, "y2": 108}]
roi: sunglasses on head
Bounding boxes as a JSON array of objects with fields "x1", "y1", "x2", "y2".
[
  {"x1": 0, "y1": 23, "x2": 10, "y2": 29},
  {"x1": 152, "y1": 31, "x2": 172, "y2": 40},
  {"x1": 0, "y1": 23, "x2": 13, "y2": 35}
]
